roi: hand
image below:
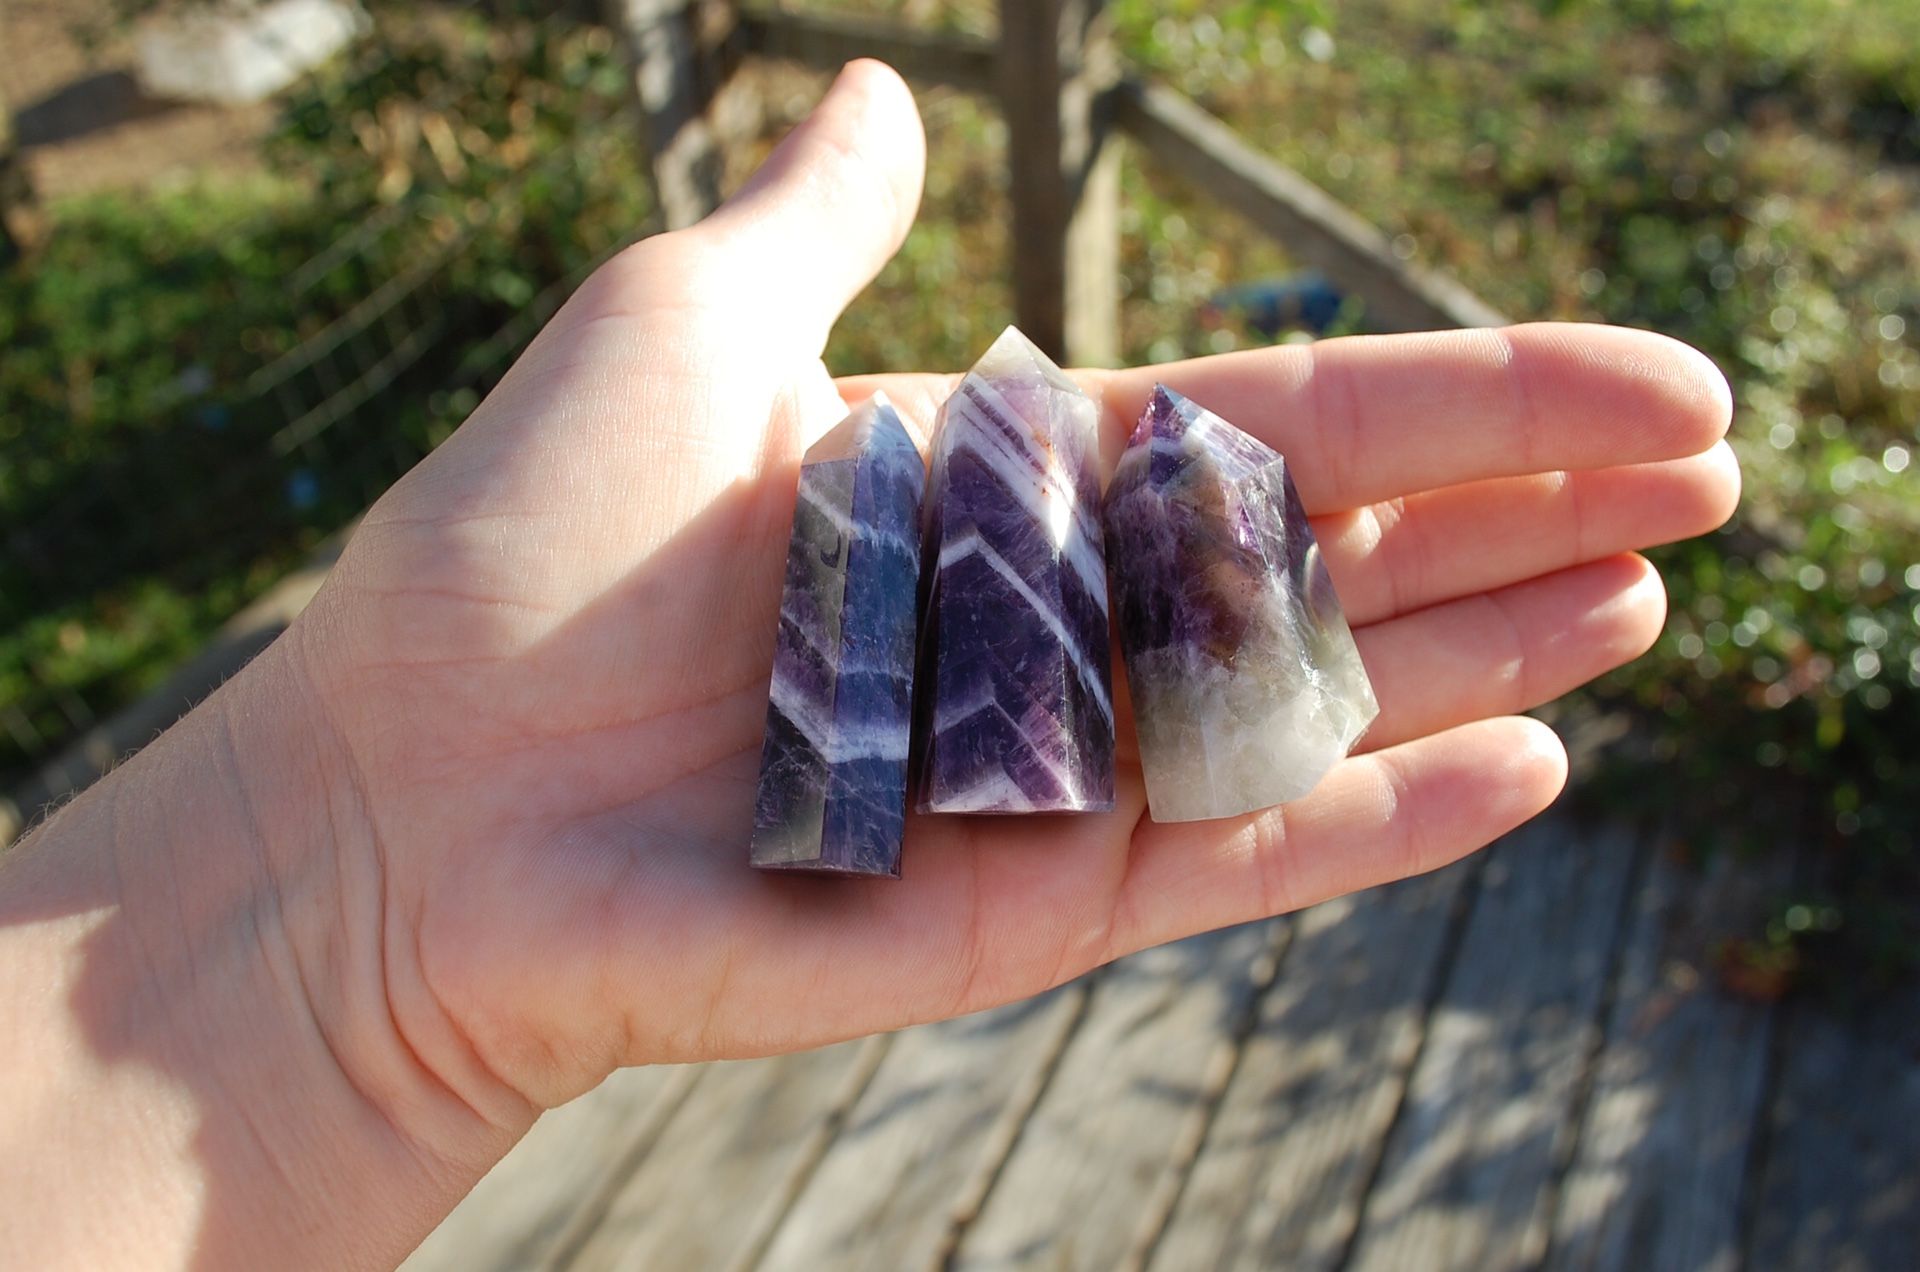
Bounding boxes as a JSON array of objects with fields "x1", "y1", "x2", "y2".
[
  {"x1": 295, "y1": 59, "x2": 1735, "y2": 1106},
  {"x1": 0, "y1": 60, "x2": 1737, "y2": 1269}
]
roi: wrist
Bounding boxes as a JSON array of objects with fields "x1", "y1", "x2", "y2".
[{"x1": 0, "y1": 629, "x2": 529, "y2": 1269}]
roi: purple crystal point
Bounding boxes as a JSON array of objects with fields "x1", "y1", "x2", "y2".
[
  {"x1": 1103, "y1": 385, "x2": 1378, "y2": 822},
  {"x1": 914, "y1": 326, "x2": 1115, "y2": 813},
  {"x1": 751, "y1": 393, "x2": 925, "y2": 876}
]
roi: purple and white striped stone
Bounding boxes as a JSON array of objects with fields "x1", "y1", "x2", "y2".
[
  {"x1": 913, "y1": 326, "x2": 1115, "y2": 813},
  {"x1": 1103, "y1": 385, "x2": 1377, "y2": 822},
  {"x1": 751, "y1": 394, "x2": 925, "y2": 876}
]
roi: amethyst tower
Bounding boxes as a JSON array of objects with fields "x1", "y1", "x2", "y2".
[
  {"x1": 913, "y1": 327, "x2": 1115, "y2": 813},
  {"x1": 751, "y1": 394, "x2": 925, "y2": 876},
  {"x1": 1103, "y1": 386, "x2": 1378, "y2": 822}
]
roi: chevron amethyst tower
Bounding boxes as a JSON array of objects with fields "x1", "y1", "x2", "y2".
[
  {"x1": 751, "y1": 393, "x2": 924, "y2": 877},
  {"x1": 914, "y1": 326, "x2": 1115, "y2": 814},
  {"x1": 1103, "y1": 386, "x2": 1378, "y2": 822}
]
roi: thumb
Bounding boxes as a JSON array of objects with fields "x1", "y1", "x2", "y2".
[{"x1": 687, "y1": 59, "x2": 926, "y2": 354}]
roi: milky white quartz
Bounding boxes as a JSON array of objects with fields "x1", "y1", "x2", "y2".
[{"x1": 1102, "y1": 386, "x2": 1377, "y2": 822}]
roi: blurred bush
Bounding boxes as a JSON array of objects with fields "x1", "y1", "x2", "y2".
[
  {"x1": 1, "y1": 5, "x2": 647, "y2": 775},
  {"x1": 3, "y1": 0, "x2": 1913, "y2": 991},
  {"x1": 1108, "y1": 0, "x2": 1920, "y2": 993}
]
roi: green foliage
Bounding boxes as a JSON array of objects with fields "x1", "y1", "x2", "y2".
[
  {"x1": 1113, "y1": 0, "x2": 1336, "y2": 100},
  {"x1": 1105, "y1": 0, "x2": 1920, "y2": 992},
  {"x1": 829, "y1": 90, "x2": 1012, "y2": 374},
  {"x1": 0, "y1": 5, "x2": 646, "y2": 777},
  {"x1": 6, "y1": 0, "x2": 1914, "y2": 992}
]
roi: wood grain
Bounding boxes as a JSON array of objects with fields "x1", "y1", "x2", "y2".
[
  {"x1": 1149, "y1": 863, "x2": 1479, "y2": 1271},
  {"x1": 1545, "y1": 842, "x2": 1785, "y2": 1272},
  {"x1": 738, "y1": 9, "x2": 996, "y2": 95},
  {"x1": 402, "y1": 1064, "x2": 699, "y2": 1272},
  {"x1": 998, "y1": 0, "x2": 1120, "y2": 366},
  {"x1": 609, "y1": 0, "x2": 730, "y2": 229},
  {"x1": 756, "y1": 983, "x2": 1091, "y2": 1271},
  {"x1": 1342, "y1": 820, "x2": 1641, "y2": 1272},
  {"x1": 1748, "y1": 987, "x2": 1920, "y2": 1271},
  {"x1": 953, "y1": 922, "x2": 1285, "y2": 1270},
  {"x1": 555, "y1": 1039, "x2": 880, "y2": 1270}
]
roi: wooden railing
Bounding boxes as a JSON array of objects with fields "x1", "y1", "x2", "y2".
[
  {"x1": 2, "y1": 3, "x2": 1508, "y2": 840},
  {"x1": 610, "y1": 0, "x2": 1508, "y2": 366}
]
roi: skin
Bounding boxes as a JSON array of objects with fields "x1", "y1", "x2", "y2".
[{"x1": 0, "y1": 62, "x2": 1738, "y2": 1270}]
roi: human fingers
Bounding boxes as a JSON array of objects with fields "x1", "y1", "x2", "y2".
[
  {"x1": 683, "y1": 58, "x2": 926, "y2": 357},
  {"x1": 1107, "y1": 716, "x2": 1567, "y2": 955},
  {"x1": 841, "y1": 375, "x2": 1730, "y2": 640},
  {"x1": 352, "y1": 65, "x2": 928, "y2": 608},
  {"x1": 1320, "y1": 441, "x2": 1739, "y2": 627},
  {"x1": 1085, "y1": 323, "x2": 1733, "y2": 509},
  {"x1": 1350, "y1": 553, "x2": 1665, "y2": 752},
  {"x1": 835, "y1": 371, "x2": 952, "y2": 445}
]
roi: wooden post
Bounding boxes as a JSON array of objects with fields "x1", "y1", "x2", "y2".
[
  {"x1": 998, "y1": 0, "x2": 1121, "y2": 367},
  {"x1": 737, "y1": 10, "x2": 997, "y2": 94},
  {"x1": 607, "y1": 0, "x2": 744, "y2": 230}
]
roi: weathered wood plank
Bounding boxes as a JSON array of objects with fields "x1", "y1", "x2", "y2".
[
  {"x1": 1063, "y1": 129, "x2": 1122, "y2": 369},
  {"x1": 738, "y1": 8, "x2": 996, "y2": 95},
  {"x1": 998, "y1": 0, "x2": 1121, "y2": 366},
  {"x1": 1343, "y1": 820, "x2": 1642, "y2": 1272},
  {"x1": 1748, "y1": 987, "x2": 1920, "y2": 1271},
  {"x1": 1112, "y1": 78, "x2": 1509, "y2": 333},
  {"x1": 1544, "y1": 843, "x2": 1785, "y2": 1272},
  {"x1": 1147, "y1": 861, "x2": 1480, "y2": 1271},
  {"x1": 951, "y1": 921, "x2": 1286, "y2": 1270},
  {"x1": 402, "y1": 1064, "x2": 699, "y2": 1272},
  {"x1": 756, "y1": 983, "x2": 1091, "y2": 1271},
  {"x1": 609, "y1": 0, "x2": 736, "y2": 229},
  {"x1": 556, "y1": 1037, "x2": 885, "y2": 1270}
]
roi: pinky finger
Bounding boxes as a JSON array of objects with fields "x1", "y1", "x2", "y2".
[{"x1": 1107, "y1": 717, "x2": 1567, "y2": 957}]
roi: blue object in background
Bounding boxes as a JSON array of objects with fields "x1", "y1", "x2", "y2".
[
  {"x1": 286, "y1": 469, "x2": 320, "y2": 511},
  {"x1": 1204, "y1": 272, "x2": 1346, "y2": 336}
]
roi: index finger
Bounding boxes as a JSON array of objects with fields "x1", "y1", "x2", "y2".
[{"x1": 1085, "y1": 322, "x2": 1732, "y2": 511}]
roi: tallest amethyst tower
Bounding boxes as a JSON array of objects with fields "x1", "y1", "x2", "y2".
[{"x1": 914, "y1": 327, "x2": 1115, "y2": 813}]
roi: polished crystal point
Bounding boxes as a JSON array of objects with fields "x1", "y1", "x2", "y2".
[
  {"x1": 914, "y1": 326, "x2": 1116, "y2": 813},
  {"x1": 751, "y1": 393, "x2": 925, "y2": 876},
  {"x1": 1103, "y1": 385, "x2": 1378, "y2": 822}
]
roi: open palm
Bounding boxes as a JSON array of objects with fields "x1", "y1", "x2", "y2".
[{"x1": 290, "y1": 62, "x2": 1736, "y2": 1110}]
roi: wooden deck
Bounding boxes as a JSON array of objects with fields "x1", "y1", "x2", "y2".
[
  {"x1": 403, "y1": 817, "x2": 1919, "y2": 1272},
  {"x1": 8, "y1": 551, "x2": 1910, "y2": 1271}
]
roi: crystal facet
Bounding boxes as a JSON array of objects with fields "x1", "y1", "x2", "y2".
[
  {"x1": 913, "y1": 326, "x2": 1116, "y2": 813},
  {"x1": 1103, "y1": 385, "x2": 1378, "y2": 822},
  {"x1": 751, "y1": 393, "x2": 925, "y2": 876}
]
